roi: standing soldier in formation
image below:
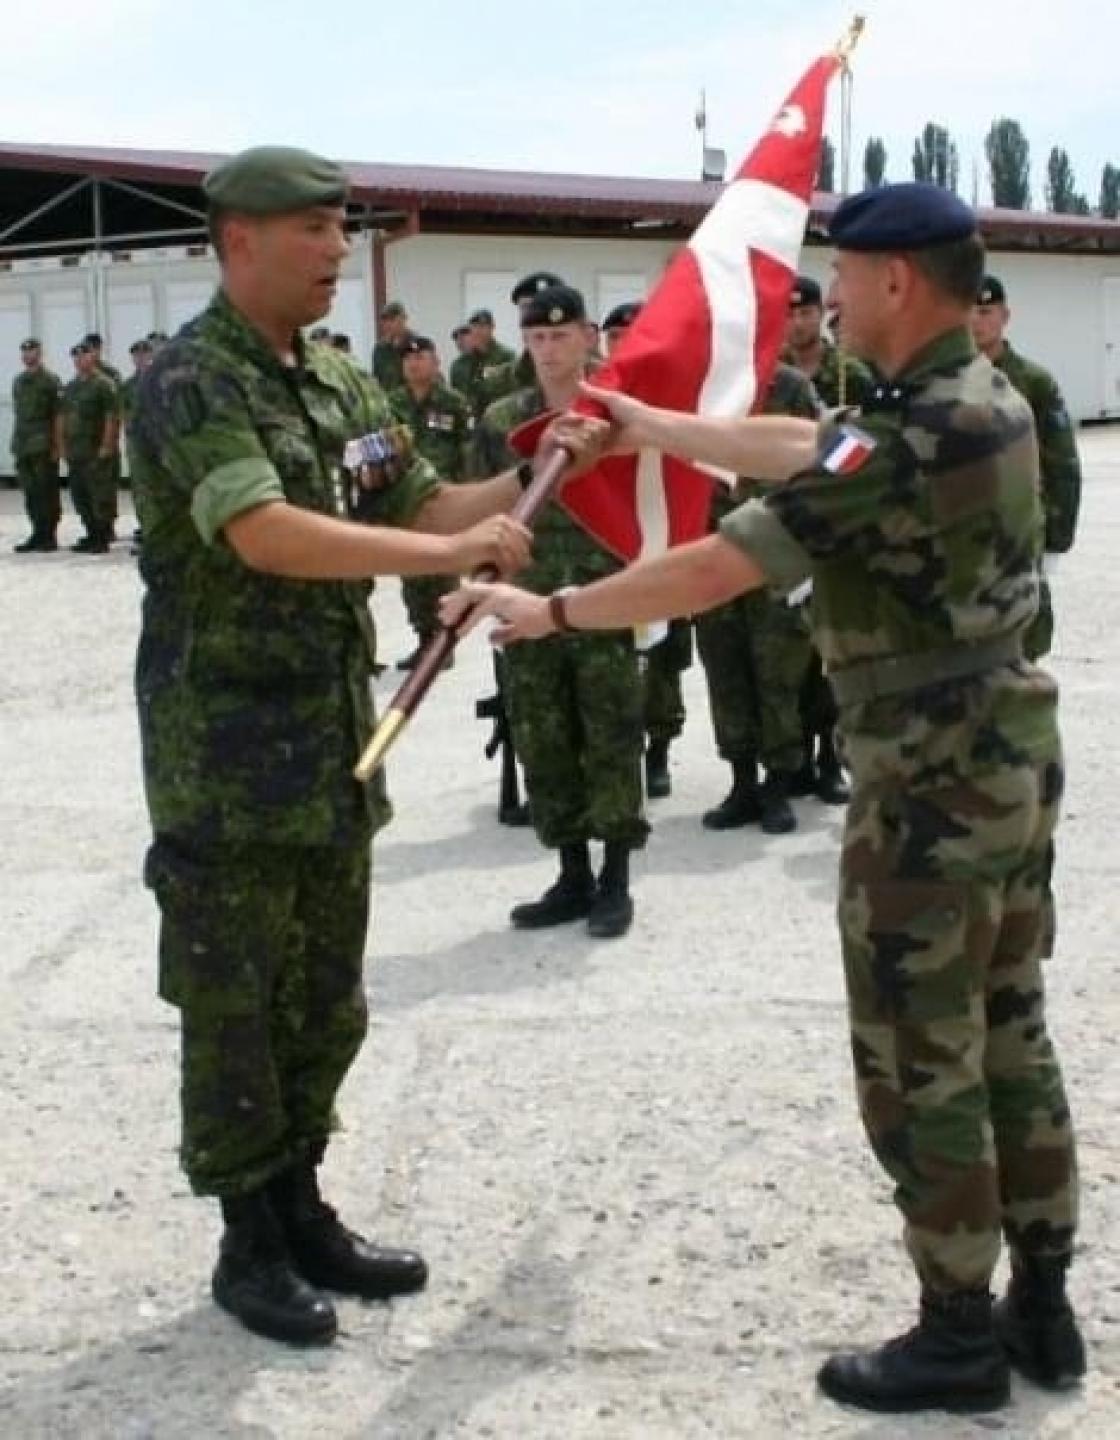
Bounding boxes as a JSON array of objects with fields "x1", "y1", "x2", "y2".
[
  {"x1": 371, "y1": 301, "x2": 411, "y2": 391},
  {"x1": 120, "y1": 338, "x2": 154, "y2": 427},
  {"x1": 448, "y1": 323, "x2": 478, "y2": 398},
  {"x1": 86, "y1": 330, "x2": 124, "y2": 538},
  {"x1": 602, "y1": 300, "x2": 692, "y2": 799},
  {"x1": 471, "y1": 271, "x2": 565, "y2": 414},
  {"x1": 388, "y1": 335, "x2": 475, "y2": 668},
  {"x1": 472, "y1": 283, "x2": 648, "y2": 937},
  {"x1": 59, "y1": 341, "x2": 118, "y2": 553},
  {"x1": 10, "y1": 338, "x2": 62, "y2": 553},
  {"x1": 130, "y1": 145, "x2": 537, "y2": 1347},
  {"x1": 972, "y1": 274, "x2": 1082, "y2": 658},
  {"x1": 784, "y1": 274, "x2": 873, "y2": 805},
  {"x1": 694, "y1": 363, "x2": 819, "y2": 833},
  {"x1": 455, "y1": 182, "x2": 1084, "y2": 1416}
]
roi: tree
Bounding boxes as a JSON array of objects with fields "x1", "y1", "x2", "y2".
[
  {"x1": 911, "y1": 122, "x2": 959, "y2": 191},
  {"x1": 1046, "y1": 147, "x2": 1091, "y2": 214},
  {"x1": 863, "y1": 137, "x2": 887, "y2": 189},
  {"x1": 817, "y1": 136, "x2": 836, "y2": 193},
  {"x1": 986, "y1": 119, "x2": 1031, "y2": 209},
  {"x1": 1101, "y1": 163, "x2": 1120, "y2": 220}
]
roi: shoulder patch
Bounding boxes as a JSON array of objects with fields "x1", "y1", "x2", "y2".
[{"x1": 820, "y1": 423, "x2": 877, "y2": 474}]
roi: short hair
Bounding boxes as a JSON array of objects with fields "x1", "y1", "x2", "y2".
[
  {"x1": 207, "y1": 206, "x2": 230, "y2": 259},
  {"x1": 909, "y1": 234, "x2": 986, "y2": 307}
]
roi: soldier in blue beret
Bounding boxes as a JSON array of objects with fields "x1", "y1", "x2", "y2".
[{"x1": 450, "y1": 181, "x2": 1084, "y2": 1414}]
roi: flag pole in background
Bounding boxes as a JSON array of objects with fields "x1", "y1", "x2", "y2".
[
  {"x1": 836, "y1": 15, "x2": 864, "y2": 405},
  {"x1": 353, "y1": 19, "x2": 866, "y2": 783}
]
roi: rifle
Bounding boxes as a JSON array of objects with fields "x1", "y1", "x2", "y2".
[{"x1": 475, "y1": 654, "x2": 528, "y2": 826}]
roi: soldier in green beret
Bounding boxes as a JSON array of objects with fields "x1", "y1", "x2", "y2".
[
  {"x1": 452, "y1": 183, "x2": 1083, "y2": 1416},
  {"x1": 10, "y1": 338, "x2": 62, "y2": 552},
  {"x1": 972, "y1": 275, "x2": 1082, "y2": 658},
  {"x1": 388, "y1": 334, "x2": 474, "y2": 666},
  {"x1": 60, "y1": 342, "x2": 118, "y2": 552},
  {"x1": 131, "y1": 144, "x2": 546, "y2": 1346},
  {"x1": 371, "y1": 301, "x2": 411, "y2": 391}
]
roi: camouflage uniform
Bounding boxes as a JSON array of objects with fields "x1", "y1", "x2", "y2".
[
  {"x1": 131, "y1": 289, "x2": 439, "y2": 1197},
  {"x1": 11, "y1": 364, "x2": 61, "y2": 540},
  {"x1": 372, "y1": 338, "x2": 408, "y2": 392},
  {"x1": 643, "y1": 620, "x2": 692, "y2": 745},
  {"x1": 448, "y1": 349, "x2": 476, "y2": 401},
  {"x1": 993, "y1": 343, "x2": 1082, "y2": 659},
  {"x1": 60, "y1": 370, "x2": 118, "y2": 542},
  {"x1": 473, "y1": 349, "x2": 534, "y2": 414},
  {"x1": 788, "y1": 340, "x2": 874, "y2": 754},
  {"x1": 720, "y1": 326, "x2": 1077, "y2": 1293},
  {"x1": 472, "y1": 385, "x2": 648, "y2": 851},
  {"x1": 388, "y1": 379, "x2": 473, "y2": 641},
  {"x1": 695, "y1": 364, "x2": 819, "y2": 776}
]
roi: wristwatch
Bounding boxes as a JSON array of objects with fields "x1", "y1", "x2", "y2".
[{"x1": 549, "y1": 586, "x2": 579, "y2": 634}]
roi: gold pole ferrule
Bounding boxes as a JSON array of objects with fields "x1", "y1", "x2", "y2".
[{"x1": 353, "y1": 708, "x2": 409, "y2": 782}]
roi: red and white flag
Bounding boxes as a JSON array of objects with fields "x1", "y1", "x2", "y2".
[{"x1": 514, "y1": 53, "x2": 841, "y2": 567}]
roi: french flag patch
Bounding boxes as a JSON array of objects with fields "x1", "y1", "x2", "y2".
[{"x1": 821, "y1": 423, "x2": 876, "y2": 475}]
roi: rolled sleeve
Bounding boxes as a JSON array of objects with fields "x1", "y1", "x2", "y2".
[
  {"x1": 190, "y1": 456, "x2": 284, "y2": 545},
  {"x1": 719, "y1": 497, "x2": 813, "y2": 593}
]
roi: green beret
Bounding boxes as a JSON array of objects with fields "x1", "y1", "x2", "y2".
[{"x1": 202, "y1": 145, "x2": 348, "y2": 215}]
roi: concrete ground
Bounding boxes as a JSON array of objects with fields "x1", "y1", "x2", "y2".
[{"x1": 1, "y1": 433, "x2": 1118, "y2": 1440}]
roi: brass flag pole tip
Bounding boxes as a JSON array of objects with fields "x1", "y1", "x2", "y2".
[
  {"x1": 835, "y1": 15, "x2": 866, "y2": 62},
  {"x1": 353, "y1": 708, "x2": 408, "y2": 782}
]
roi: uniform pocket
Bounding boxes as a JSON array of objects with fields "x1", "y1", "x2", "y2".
[{"x1": 841, "y1": 877, "x2": 972, "y2": 1025}]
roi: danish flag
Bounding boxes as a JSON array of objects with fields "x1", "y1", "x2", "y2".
[{"x1": 515, "y1": 54, "x2": 841, "y2": 566}]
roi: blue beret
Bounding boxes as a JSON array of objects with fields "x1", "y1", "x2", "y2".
[{"x1": 829, "y1": 182, "x2": 977, "y2": 252}]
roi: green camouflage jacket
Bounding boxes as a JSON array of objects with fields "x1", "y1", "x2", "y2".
[
  {"x1": 388, "y1": 379, "x2": 472, "y2": 481},
  {"x1": 372, "y1": 338, "x2": 408, "y2": 392},
  {"x1": 993, "y1": 343, "x2": 1081, "y2": 552},
  {"x1": 721, "y1": 327, "x2": 1053, "y2": 774},
  {"x1": 11, "y1": 365, "x2": 61, "y2": 457},
  {"x1": 130, "y1": 289, "x2": 439, "y2": 846},
  {"x1": 448, "y1": 351, "x2": 476, "y2": 399},
  {"x1": 472, "y1": 382, "x2": 623, "y2": 592},
  {"x1": 804, "y1": 339, "x2": 875, "y2": 409},
  {"x1": 710, "y1": 362, "x2": 821, "y2": 523},
  {"x1": 60, "y1": 372, "x2": 116, "y2": 458}
]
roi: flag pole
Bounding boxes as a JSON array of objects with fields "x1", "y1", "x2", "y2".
[{"x1": 834, "y1": 16, "x2": 865, "y2": 405}]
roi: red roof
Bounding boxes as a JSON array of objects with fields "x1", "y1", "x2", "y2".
[{"x1": 1, "y1": 141, "x2": 1118, "y2": 246}]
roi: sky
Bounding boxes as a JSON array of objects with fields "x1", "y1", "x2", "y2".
[{"x1": 2, "y1": 0, "x2": 1116, "y2": 208}]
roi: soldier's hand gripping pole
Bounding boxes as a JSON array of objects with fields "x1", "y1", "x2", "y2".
[{"x1": 353, "y1": 445, "x2": 574, "y2": 781}]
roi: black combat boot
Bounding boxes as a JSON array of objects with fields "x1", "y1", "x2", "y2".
[
  {"x1": 813, "y1": 730, "x2": 850, "y2": 805},
  {"x1": 510, "y1": 843, "x2": 596, "y2": 928},
  {"x1": 701, "y1": 758, "x2": 762, "y2": 830},
  {"x1": 212, "y1": 1190, "x2": 337, "y2": 1345},
  {"x1": 817, "y1": 1289, "x2": 1010, "y2": 1414},
  {"x1": 14, "y1": 532, "x2": 47, "y2": 553},
  {"x1": 759, "y1": 770, "x2": 797, "y2": 835},
  {"x1": 70, "y1": 534, "x2": 96, "y2": 553},
  {"x1": 994, "y1": 1253, "x2": 1086, "y2": 1390},
  {"x1": 587, "y1": 842, "x2": 634, "y2": 939},
  {"x1": 269, "y1": 1163, "x2": 428, "y2": 1300},
  {"x1": 644, "y1": 739, "x2": 672, "y2": 799},
  {"x1": 499, "y1": 799, "x2": 532, "y2": 826}
]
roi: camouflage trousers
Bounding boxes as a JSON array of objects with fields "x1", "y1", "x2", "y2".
[
  {"x1": 15, "y1": 453, "x2": 60, "y2": 537},
  {"x1": 799, "y1": 646, "x2": 839, "y2": 737},
  {"x1": 402, "y1": 573, "x2": 455, "y2": 640},
  {"x1": 505, "y1": 630, "x2": 649, "y2": 850},
  {"x1": 67, "y1": 455, "x2": 116, "y2": 539},
  {"x1": 642, "y1": 619, "x2": 692, "y2": 744},
  {"x1": 1023, "y1": 574, "x2": 1055, "y2": 661},
  {"x1": 144, "y1": 836, "x2": 371, "y2": 1198},
  {"x1": 695, "y1": 589, "x2": 811, "y2": 773},
  {"x1": 839, "y1": 754, "x2": 1078, "y2": 1292}
]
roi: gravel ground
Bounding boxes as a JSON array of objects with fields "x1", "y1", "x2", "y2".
[{"x1": 1, "y1": 434, "x2": 1119, "y2": 1440}]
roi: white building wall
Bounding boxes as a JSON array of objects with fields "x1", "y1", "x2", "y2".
[{"x1": 797, "y1": 247, "x2": 1120, "y2": 421}]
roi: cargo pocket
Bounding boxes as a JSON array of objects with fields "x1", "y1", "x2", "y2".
[
  {"x1": 841, "y1": 877, "x2": 972, "y2": 1026},
  {"x1": 144, "y1": 837, "x2": 269, "y2": 1014}
]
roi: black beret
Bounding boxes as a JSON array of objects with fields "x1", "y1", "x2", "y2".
[
  {"x1": 129, "y1": 339, "x2": 153, "y2": 355},
  {"x1": 19, "y1": 337, "x2": 41, "y2": 350},
  {"x1": 146, "y1": 331, "x2": 169, "y2": 343},
  {"x1": 308, "y1": 325, "x2": 332, "y2": 341},
  {"x1": 789, "y1": 275, "x2": 822, "y2": 308},
  {"x1": 602, "y1": 301, "x2": 643, "y2": 331},
  {"x1": 511, "y1": 270, "x2": 566, "y2": 305},
  {"x1": 977, "y1": 275, "x2": 1007, "y2": 305},
  {"x1": 451, "y1": 324, "x2": 469, "y2": 339},
  {"x1": 399, "y1": 334, "x2": 436, "y2": 356},
  {"x1": 70, "y1": 342, "x2": 91, "y2": 356},
  {"x1": 829, "y1": 182, "x2": 977, "y2": 252},
  {"x1": 380, "y1": 301, "x2": 406, "y2": 320},
  {"x1": 468, "y1": 308, "x2": 495, "y2": 326},
  {"x1": 83, "y1": 331, "x2": 103, "y2": 347},
  {"x1": 203, "y1": 146, "x2": 348, "y2": 214},
  {"x1": 519, "y1": 283, "x2": 587, "y2": 328}
]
